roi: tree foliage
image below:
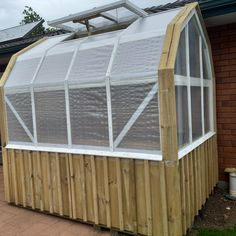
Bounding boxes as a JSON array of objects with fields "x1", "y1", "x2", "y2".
[{"x1": 20, "y1": 6, "x2": 45, "y2": 34}]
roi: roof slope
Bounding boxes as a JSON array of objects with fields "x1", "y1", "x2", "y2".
[
  {"x1": 145, "y1": 0, "x2": 196, "y2": 13},
  {"x1": 0, "y1": 21, "x2": 44, "y2": 44}
]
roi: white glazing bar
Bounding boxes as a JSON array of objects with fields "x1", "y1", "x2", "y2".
[
  {"x1": 64, "y1": 38, "x2": 88, "y2": 148},
  {"x1": 178, "y1": 131, "x2": 215, "y2": 159},
  {"x1": 205, "y1": 46, "x2": 215, "y2": 132},
  {"x1": 186, "y1": 24, "x2": 193, "y2": 144},
  {"x1": 105, "y1": 29, "x2": 129, "y2": 151},
  {"x1": 5, "y1": 97, "x2": 34, "y2": 142},
  {"x1": 124, "y1": 0, "x2": 148, "y2": 17},
  {"x1": 30, "y1": 54, "x2": 46, "y2": 145},
  {"x1": 200, "y1": 36, "x2": 205, "y2": 136},
  {"x1": 65, "y1": 83, "x2": 72, "y2": 147},
  {"x1": 114, "y1": 83, "x2": 157, "y2": 148},
  {"x1": 105, "y1": 80, "x2": 113, "y2": 150},
  {"x1": 30, "y1": 42, "x2": 62, "y2": 146}
]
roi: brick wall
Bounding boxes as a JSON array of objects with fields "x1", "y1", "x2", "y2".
[{"x1": 208, "y1": 23, "x2": 236, "y2": 181}]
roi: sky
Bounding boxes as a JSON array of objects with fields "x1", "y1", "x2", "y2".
[{"x1": 0, "y1": 0, "x2": 175, "y2": 30}]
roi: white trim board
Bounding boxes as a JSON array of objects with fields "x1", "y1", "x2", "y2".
[
  {"x1": 6, "y1": 143, "x2": 162, "y2": 161},
  {"x1": 178, "y1": 131, "x2": 215, "y2": 159}
]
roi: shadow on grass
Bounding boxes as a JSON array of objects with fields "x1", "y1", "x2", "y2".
[{"x1": 198, "y1": 226, "x2": 236, "y2": 236}]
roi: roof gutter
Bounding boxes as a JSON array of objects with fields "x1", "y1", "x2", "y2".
[{"x1": 199, "y1": 0, "x2": 236, "y2": 18}]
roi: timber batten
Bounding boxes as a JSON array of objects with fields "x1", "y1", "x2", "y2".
[{"x1": 0, "y1": 3, "x2": 218, "y2": 236}]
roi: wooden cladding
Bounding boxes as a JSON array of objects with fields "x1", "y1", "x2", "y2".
[
  {"x1": 2, "y1": 135, "x2": 217, "y2": 236},
  {"x1": 179, "y1": 135, "x2": 218, "y2": 235}
]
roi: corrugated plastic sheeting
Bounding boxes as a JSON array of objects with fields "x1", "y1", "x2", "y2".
[
  {"x1": 111, "y1": 82, "x2": 160, "y2": 151},
  {"x1": 175, "y1": 86, "x2": 189, "y2": 148},
  {"x1": 174, "y1": 11, "x2": 214, "y2": 148},
  {"x1": 175, "y1": 29, "x2": 186, "y2": 76},
  {"x1": 19, "y1": 34, "x2": 72, "y2": 60},
  {"x1": 3, "y1": 8, "x2": 183, "y2": 154},
  {"x1": 189, "y1": 16, "x2": 200, "y2": 78},
  {"x1": 35, "y1": 90, "x2": 68, "y2": 145},
  {"x1": 111, "y1": 36, "x2": 164, "y2": 80},
  {"x1": 202, "y1": 42, "x2": 211, "y2": 80},
  {"x1": 191, "y1": 86, "x2": 202, "y2": 141},
  {"x1": 6, "y1": 104, "x2": 31, "y2": 143},
  {"x1": 6, "y1": 93, "x2": 33, "y2": 135},
  {"x1": 69, "y1": 87, "x2": 109, "y2": 146},
  {"x1": 204, "y1": 87, "x2": 210, "y2": 133},
  {"x1": 34, "y1": 52, "x2": 74, "y2": 87},
  {"x1": 68, "y1": 45, "x2": 114, "y2": 85},
  {"x1": 4, "y1": 34, "x2": 72, "y2": 91},
  {"x1": 4, "y1": 58, "x2": 41, "y2": 90},
  {"x1": 123, "y1": 8, "x2": 181, "y2": 36}
]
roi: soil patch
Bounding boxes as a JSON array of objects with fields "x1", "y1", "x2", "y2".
[{"x1": 188, "y1": 187, "x2": 236, "y2": 235}]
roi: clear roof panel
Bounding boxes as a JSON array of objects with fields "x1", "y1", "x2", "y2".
[
  {"x1": 55, "y1": 6, "x2": 138, "y2": 32},
  {"x1": 34, "y1": 52, "x2": 74, "y2": 88},
  {"x1": 5, "y1": 57, "x2": 41, "y2": 91},
  {"x1": 68, "y1": 45, "x2": 114, "y2": 85},
  {"x1": 111, "y1": 35, "x2": 164, "y2": 81},
  {"x1": 189, "y1": 16, "x2": 201, "y2": 78},
  {"x1": 4, "y1": 6, "x2": 193, "y2": 158},
  {"x1": 5, "y1": 8, "x2": 182, "y2": 92},
  {"x1": 33, "y1": 41, "x2": 78, "y2": 88},
  {"x1": 19, "y1": 34, "x2": 72, "y2": 60}
]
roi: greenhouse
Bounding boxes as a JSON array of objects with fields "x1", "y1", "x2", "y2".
[{"x1": 0, "y1": 2, "x2": 218, "y2": 236}]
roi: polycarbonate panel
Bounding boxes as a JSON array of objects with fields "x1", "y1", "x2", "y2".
[
  {"x1": 5, "y1": 58, "x2": 40, "y2": 89},
  {"x1": 111, "y1": 36, "x2": 164, "y2": 80},
  {"x1": 35, "y1": 90, "x2": 67, "y2": 144},
  {"x1": 79, "y1": 32, "x2": 118, "y2": 50},
  {"x1": 204, "y1": 87, "x2": 210, "y2": 133},
  {"x1": 47, "y1": 39, "x2": 79, "y2": 55},
  {"x1": 20, "y1": 34, "x2": 71, "y2": 60},
  {"x1": 68, "y1": 45, "x2": 113, "y2": 84},
  {"x1": 83, "y1": 31, "x2": 119, "y2": 45},
  {"x1": 175, "y1": 29, "x2": 187, "y2": 76},
  {"x1": 6, "y1": 104, "x2": 31, "y2": 143},
  {"x1": 123, "y1": 8, "x2": 181, "y2": 36},
  {"x1": 189, "y1": 16, "x2": 200, "y2": 78},
  {"x1": 34, "y1": 52, "x2": 73, "y2": 87},
  {"x1": 191, "y1": 86, "x2": 202, "y2": 141},
  {"x1": 69, "y1": 86, "x2": 109, "y2": 146},
  {"x1": 202, "y1": 43, "x2": 211, "y2": 80},
  {"x1": 111, "y1": 82, "x2": 160, "y2": 151},
  {"x1": 6, "y1": 93, "x2": 33, "y2": 135},
  {"x1": 175, "y1": 86, "x2": 189, "y2": 147}
]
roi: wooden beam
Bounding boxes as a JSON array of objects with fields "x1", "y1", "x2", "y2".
[{"x1": 158, "y1": 3, "x2": 198, "y2": 236}]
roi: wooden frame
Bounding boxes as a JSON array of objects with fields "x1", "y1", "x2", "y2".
[{"x1": 0, "y1": 3, "x2": 218, "y2": 236}]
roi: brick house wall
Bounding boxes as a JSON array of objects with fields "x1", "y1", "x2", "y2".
[{"x1": 207, "y1": 23, "x2": 236, "y2": 181}]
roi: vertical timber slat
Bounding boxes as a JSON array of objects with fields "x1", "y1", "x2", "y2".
[
  {"x1": 91, "y1": 156, "x2": 99, "y2": 224},
  {"x1": 19, "y1": 150, "x2": 26, "y2": 207},
  {"x1": 116, "y1": 157, "x2": 124, "y2": 231},
  {"x1": 144, "y1": 160, "x2": 152, "y2": 236},
  {"x1": 103, "y1": 157, "x2": 111, "y2": 228}
]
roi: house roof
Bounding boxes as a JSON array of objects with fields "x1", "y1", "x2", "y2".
[
  {"x1": 146, "y1": 0, "x2": 236, "y2": 18},
  {"x1": 0, "y1": 20, "x2": 44, "y2": 44},
  {"x1": 145, "y1": 0, "x2": 196, "y2": 14},
  {"x1": 199, "y1": 0, "x2": 236, "y2": 18}
]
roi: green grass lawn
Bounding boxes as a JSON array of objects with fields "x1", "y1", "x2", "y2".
[{"x1": 198, "y1": 226, "x2": 236, "y2": 236}]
